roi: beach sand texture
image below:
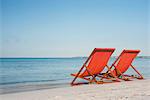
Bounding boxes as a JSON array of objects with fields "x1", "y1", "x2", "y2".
[{"x1": 0, "y1": 79, "x2": 150, "y2": 100}]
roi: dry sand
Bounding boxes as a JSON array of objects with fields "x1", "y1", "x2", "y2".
[{"x1": 0, "y1": 79, "x2": 150, "y2": 100}]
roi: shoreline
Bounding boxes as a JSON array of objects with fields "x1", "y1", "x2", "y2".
[
  {"x1": 1, "y1": 79, "x2": 150, "y2": 100},
  {"x1": 1, "y1": 77, "x2": 150, "y2": 94},
  {"x1": 0, "y1": 82, "x2": 70, "y2": 94}
]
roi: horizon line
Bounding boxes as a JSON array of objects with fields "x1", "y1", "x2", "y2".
[{"x1": 0, "y1": 56, "x2": 150, "y2": 59}]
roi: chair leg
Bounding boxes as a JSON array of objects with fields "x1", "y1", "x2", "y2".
[
  {"x1": 89, "y1": 75, "x2": 96, "y2": 83},
  {"x1": 131, "y1": 65, "x2": 144, "y2": 79},
  {"x1": 71, "y1": 73, "x2": 80, "y2": 85},
  {"x1": 106, "y1": 65, "x2": 121, "y2": 82},
  {"x1": 71, "y1": 65, "x2": 85, "y2": 85},
  {"x1": 71, "y1": 67, "x2": 98, "y2": 85}
]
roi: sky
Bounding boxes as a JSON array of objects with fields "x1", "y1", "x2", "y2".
[{"x1": 1, "y1": 0, "x2": 150, "y2": 57}]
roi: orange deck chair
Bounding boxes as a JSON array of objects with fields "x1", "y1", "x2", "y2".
[
  {"x1": 71, "y1": 48, "x2": 120, "y2": 86},
  {"x1": 105, "y1": 50, "x2": 144, "y2": 80}
]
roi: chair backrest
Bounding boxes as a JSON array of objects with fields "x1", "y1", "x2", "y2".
[
  {"x1": 81, "y1": 48, "x2": 115, "y2": 76},
  {"x1": 112, "y1": 50, "x2": 140, "y2": 76}
]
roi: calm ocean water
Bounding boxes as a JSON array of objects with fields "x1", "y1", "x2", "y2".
[{"x1": 0, "y1": 57, "x2": 150, "y2": 93}]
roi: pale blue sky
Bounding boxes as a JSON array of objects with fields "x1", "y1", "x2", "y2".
[{"x1": 1, "y1": 0, "x2": 150, "y2": 57}]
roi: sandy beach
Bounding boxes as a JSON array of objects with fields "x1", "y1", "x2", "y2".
[{"x1": 0, "y1": 79, "x2": 150, "y2": 100}]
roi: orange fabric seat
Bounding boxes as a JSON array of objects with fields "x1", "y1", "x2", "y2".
[
  {"x1": 70, "y1": 48, "x2": 119, "y2": 85},
  {"x1": 109, "y1": 50, "x2": 144, "y2": 80}
]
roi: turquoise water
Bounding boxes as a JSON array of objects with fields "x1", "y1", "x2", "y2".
[{"x1": 0, "y1": 57, "x2": 150, "y2": 93}]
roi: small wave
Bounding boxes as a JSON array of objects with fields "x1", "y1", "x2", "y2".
[{"x1": 0, "y1": 78, "x2": 71, "y2": 85}]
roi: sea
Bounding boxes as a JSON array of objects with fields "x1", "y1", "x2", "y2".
[{"x1": 0, "y1": 57, "x2": 150, "y2": 94}]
